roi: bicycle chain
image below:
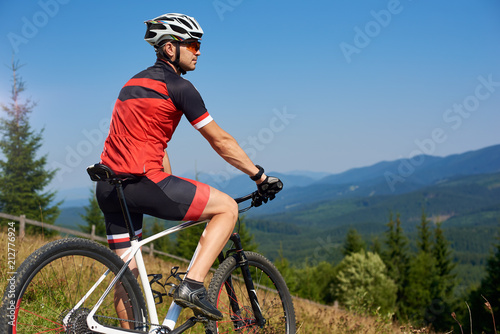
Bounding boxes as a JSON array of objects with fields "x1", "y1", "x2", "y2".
[
  {"x1": 61, "y1": 308, "x2": 169, "y2": 333},
  {"x1": 92, "y1": 314, "x2": 169, "y2": 333}
]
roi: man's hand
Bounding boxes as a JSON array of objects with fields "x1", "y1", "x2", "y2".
[{"x1": 257, "y1": 176, "x2": 283, "y2": 201}]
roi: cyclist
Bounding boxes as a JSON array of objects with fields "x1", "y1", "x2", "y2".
[{"x1": 95, "y1": 13, "x2": 282, "y2": 323}]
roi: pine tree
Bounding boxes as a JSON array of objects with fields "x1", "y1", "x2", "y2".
[
  {"x1": 417, "y1": 209, "x2": 432, "y2": 253},
  {"x1": 404, "y1": 251, "x2": 438, "y2": 325},
  {"x1": 383, "y1": 213, "x2": 410, "y2": 319},
  {"x1": 78, "y1": 188, "x2": 105, "y2": 238},
  {"x1": 342, "y1": 227, "x2": 366, "y2": 256},
  {"x1": 402, "y1": 210, "x2": 435, "y2": 326},
  {"x1": 0, "y1": 60, "x2": 60, "y2": 234},
  {"x1": 468, "y1": 228, "x2": 500, "y2": 333},
  {"x1": 433, "y1": 222, "x2": 456, "y2": 288},
  {"x1": 405, "y1": 211, "x2": 455, "y2": 328},
  {"x1": 429, "y1": 221, "x2": 457, "y2": 331}
]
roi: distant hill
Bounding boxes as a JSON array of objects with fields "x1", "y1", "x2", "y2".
[
  {"x1": 57, "y1": 144, "x2": 500, "y2": 228},
  {"x1": 249, "y1": 171, "x2": 499, "y2": 242},
  {"x1": 244, "y1": 144, "x2": 500, "y2": 215},
  {"x1": 257, "y1": 172, "x2": 500, "y2": 229}
]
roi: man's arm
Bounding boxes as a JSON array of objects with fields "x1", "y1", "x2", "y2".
[{"x1": 198, "y1": 121, "x2": 266, "y2": 182}]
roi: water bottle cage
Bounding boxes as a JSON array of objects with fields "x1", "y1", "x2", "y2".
[{"x1": 148, "y1": 266, "x2": 186, "y2": 304}]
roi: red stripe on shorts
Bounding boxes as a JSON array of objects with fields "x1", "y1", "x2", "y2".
[{"x1": 182, "y1": 180, "x2": 210, "y2": 221}]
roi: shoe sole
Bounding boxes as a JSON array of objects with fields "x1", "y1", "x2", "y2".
[{"x1": 174, "y1": 298, "x2": 223, "y2": 321}]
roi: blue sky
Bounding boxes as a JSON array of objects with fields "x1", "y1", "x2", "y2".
[{"x1": 1, "y1": 0, "x2": 499, "y2": 199}]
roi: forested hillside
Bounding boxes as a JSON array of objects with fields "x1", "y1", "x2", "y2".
[{"x1": 247, "y1": 172, "x2": 500, "y2": 288}]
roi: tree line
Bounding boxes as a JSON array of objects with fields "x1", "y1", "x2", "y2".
[{"x1": 272, "y1": 210, "x2": 500, "y2": 332}]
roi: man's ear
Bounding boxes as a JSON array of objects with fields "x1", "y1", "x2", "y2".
[{"x1": 163, "y1": 42, "x2": 176, "y2": 60}]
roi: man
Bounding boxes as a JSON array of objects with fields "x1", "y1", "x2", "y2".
[{"x1": 96, "y1": 13, "x2": 282, "y2": 322}]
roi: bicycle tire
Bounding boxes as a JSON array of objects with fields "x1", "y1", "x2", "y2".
[
  {"x1": 206, "y1": 251, "x2": 296, "y2": 333},
  {"x1": 1, "y1": 237, "x2": 148, "y2": 333}
]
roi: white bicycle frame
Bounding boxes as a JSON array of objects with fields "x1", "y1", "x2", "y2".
[{"x1": 65, "y1": 218, "x2": 209, "y2": 334}]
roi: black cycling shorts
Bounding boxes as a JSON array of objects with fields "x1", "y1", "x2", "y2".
[{"x1": 96, "y1": 172, "x2": 210, "y2": 250}]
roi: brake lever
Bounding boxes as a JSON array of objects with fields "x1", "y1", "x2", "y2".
[{"x1": 251, "y1": 192, "x2": 268, "y2": 207}]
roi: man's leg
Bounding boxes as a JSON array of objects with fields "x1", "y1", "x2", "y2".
[
  {"x1": 173, "y1": 186, "x2": 238, "y2": 319},
  {"x1": 185, "y1": 186, "x2": 238, "y2": 281}
]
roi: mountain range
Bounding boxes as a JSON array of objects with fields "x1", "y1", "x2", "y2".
[{"x1": 192, "y1": 144, "x2": 500, "y2": 216}]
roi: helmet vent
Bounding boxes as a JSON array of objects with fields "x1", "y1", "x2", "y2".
[
  {"x1": 152, "y1": 24, "x2": 167, "y2": 30},
  {"x1": 177, "y1": 18, "x2": 193, "y2": 29},
  {"x1": 156, "y1": 16, "x2": 174, "y2": 22},
  {"x1": 171, "y1": 25, "x2": 187, "y2": 35},
  {"x1": 145, "y1": 31, "x2": 157, "y2": 39}
]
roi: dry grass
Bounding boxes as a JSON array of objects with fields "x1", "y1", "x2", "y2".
[
  {"x1": 291, "y1": 298, "x2": 404, "y2": 333},
  {"x1": 1, "y1": 230, "x2": 413, "y2": 333}
]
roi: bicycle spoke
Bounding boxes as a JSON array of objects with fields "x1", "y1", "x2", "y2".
[
  {"x1": 2, "y1": 239, "x2": 147, "y2": 334},
  {"x1": 17, "y1": 307, "x2": 65, "y2": 332},
  {"x1": 207, "y1": 252, "x2": 295, "y2": 333}
]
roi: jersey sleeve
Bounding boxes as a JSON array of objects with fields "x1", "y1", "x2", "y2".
[{"x1": 168, "y1": 78, "x2": 213, "y2": 130}]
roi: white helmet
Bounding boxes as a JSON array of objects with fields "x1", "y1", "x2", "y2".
[{"x1": 144, "y1": 13, "x2": 203, "y2": 48}]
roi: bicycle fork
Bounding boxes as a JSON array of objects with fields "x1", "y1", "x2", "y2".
[{"x1": 219, "y1": 233, "x2": 266, "y2": 330}]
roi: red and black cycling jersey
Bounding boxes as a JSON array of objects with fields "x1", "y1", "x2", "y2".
[{"x1": 101, "y1": 59, "x2": 213, "y2": 181}]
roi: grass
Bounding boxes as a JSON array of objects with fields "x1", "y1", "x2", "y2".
[{"x1": 1, "y1": 230, "x2": 412, "y2": 333}]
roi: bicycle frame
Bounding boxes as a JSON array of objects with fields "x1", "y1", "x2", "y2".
[
  {"x1": 62, "y1": 218, "x2": 205, "y2": 333},
  {"x1": 69, "y1": 200, "x2": 258, "y2": 333}
]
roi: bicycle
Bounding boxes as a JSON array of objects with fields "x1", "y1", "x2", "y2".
[{"x1": 1, "y1": 163, "x2": 296, "y2": 333}]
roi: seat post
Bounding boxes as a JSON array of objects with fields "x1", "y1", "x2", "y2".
[{"x1": 115, "y1": 181, "x2": 138, "y2": 241}]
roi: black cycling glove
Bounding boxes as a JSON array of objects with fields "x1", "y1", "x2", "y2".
[{"x1": 255, "y1": 176, "x2": 283, "y2": 204}]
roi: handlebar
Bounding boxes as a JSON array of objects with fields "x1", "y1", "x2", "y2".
[
  {"x1": 234, "y1": 177, "x2": 283, "y2": 212},
  {"x1": 234, "y1": 191, "x2": 272, "y2": 213},
  {"x1": 234, "y1": 191, "x2": 257, "y2": 204}
]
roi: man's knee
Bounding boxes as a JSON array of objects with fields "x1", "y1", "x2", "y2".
[
  {"x1": 203, "y1": 187, "x2": 239, "y2": 222},
  {"x1": 223, "y1": 195, "x2": 239, "y2": 223}
]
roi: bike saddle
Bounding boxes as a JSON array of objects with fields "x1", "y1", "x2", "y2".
[{"x1": 86, "y1": 163, "x2": 138, "y2": 183}]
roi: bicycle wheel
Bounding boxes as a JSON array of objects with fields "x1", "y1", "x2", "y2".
[
  {"x1": 206, "y1": 251, "x2": 296, "y2": 333},
  {"x1": 1, "y1": 238, "x2": 148, "y2": 333}
]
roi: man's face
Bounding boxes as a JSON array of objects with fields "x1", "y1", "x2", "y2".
[
  {"x1": 179, "y1": 40, "x2": 201, "y2": 72},
  {"x1": 164, "y1": 40, "x2": 201, "y2": 73}
]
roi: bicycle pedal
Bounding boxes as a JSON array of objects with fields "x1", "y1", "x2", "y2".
[{"x1": 167, "y1": 282, "x2": 178, "y2": 297}]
